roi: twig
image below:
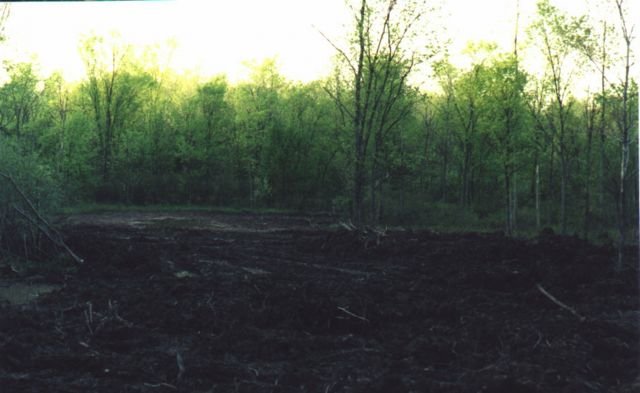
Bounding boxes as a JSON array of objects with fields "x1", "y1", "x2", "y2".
[
  {"x1": 176, "y1": 352, "x2": 185, "y2": 383},
  {"x1": 536, "y1": 284, "x2": 586, "y2": 322},
  {"x1": 313, "y1": 25, "x2": 357, "y2": 76},
  {"x1": 337, "y1": 306, "x2": 369, "y2": 322},
  {"x1": 84, "y1": 302, "x2": 94, "y2": 335},
  {"x1": 533, "y1": 331, "x2": 543, "y2": 350},
  {"x1": 325, "y1": 382, "x2": 336, "y2": 393}
]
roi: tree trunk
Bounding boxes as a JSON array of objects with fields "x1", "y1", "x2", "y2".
[
  {"x1": 560, "y1": 156, "x2": 568, "y2": 235},
  {"x1": 615, "y1": 0, "x2": 632, "y2": 272},
  {"x1": 504, "y1": 168, "x2": 512, "y2": 235},
  {"x1": 461, "y1": 143, "x2": 472, "y2": 208},
  {"x1": 535, "y1": 162, "x2": 541, "y2": 230},
  {"x1": 548, "y1": 144, "x2": 555, "y2": 225},
  {"x1": 512, "y1": 171, "x2": 517, "y2": 232},
  {"x1": 370, "y1": 157, "x2": 377, "y2": 224},
  {"x1": 351, "y1": 0, "x2": 366, "y2": 227},
  {"x1": 599, "y1": 22, "x2": 607, "y2": 227},
  {"x1": 353, "y1": 152, "x2": 365, "y2": 225},
  {"x1": 584, "y1": 102, "x2": 595, "y2": 240},
  {"x1": 440, "y1": 143, "x2": 448, "y2": 202},
  {"x1": 617, "y1": 142, "x2": 629, "y2": 271}
]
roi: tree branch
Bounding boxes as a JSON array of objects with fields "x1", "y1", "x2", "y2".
[
  {"x1": 0, "y1": 171, "x2": 83, "y2": 263},
  {"x1": 315, "y1": 26, "x2": 358, "y2": 76}
]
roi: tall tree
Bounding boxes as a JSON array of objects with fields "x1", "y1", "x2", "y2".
[
  {"x1": 484, "y1": 54, "x2": 528, "y2": 235},
  {"x1": 79, "y1": 33, "x2": 153, "y2": 192},
  {"x1": 232, "y1": 59, "x2": 287, "y2": 206},
  {"x1": 42, "y1": 72, "x2": 71, "y2": 172},
  {"x1": 566, "y1": 11, "x2": 613, "y2": 227},
  {"x1": 434, "y1": 46, "x2": 492, "y2": 211},
  {"x1": 531, "y1": 0, "x2": 583, "y2": 234},
  {"x1": 552, "y1": 0, "x2": 617, "y2": 238},
  {"x1": 612, "y1": 0, "x2": 635, "y2": 271},
  {"x1": 323, "y1": 0, "x2": 431, "y2": 225},
  {"x1": 431, "y1": 59, "x2": 458, "y2": 203}
]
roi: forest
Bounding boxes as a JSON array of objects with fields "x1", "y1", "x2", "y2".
[{"x1": 0, "y1": 0, "x2": 636, "y2": 239}]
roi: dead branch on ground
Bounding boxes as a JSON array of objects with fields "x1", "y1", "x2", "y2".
[
  {"x1": 143, "y1": 382, "x2": 177, "y2": 390},
  {"x1": 0, "y1": 171, "x2": 83, "y2": 263},
  {"x1": 337, "y1": 306, "x2": 369, "y2": 322},
  {"x1": 536, "y1": 284, "x2": 586, "y2": 322}
]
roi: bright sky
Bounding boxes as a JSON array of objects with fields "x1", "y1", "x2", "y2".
[{"x1": 0, "y1": 0, "x2": 631, "y2": 87}]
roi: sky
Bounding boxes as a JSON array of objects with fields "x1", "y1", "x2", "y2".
[{"x1": 0, "y1": 0, "x2": 631, "y2": 87}]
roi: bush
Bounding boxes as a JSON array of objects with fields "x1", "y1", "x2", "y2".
[{"x1": 0, "y1": 137, "x2": 63, "y2": 260}]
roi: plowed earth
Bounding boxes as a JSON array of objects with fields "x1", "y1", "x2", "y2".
[{"x1": 0, "y1": 212, "x2": 638, "y2": 392}]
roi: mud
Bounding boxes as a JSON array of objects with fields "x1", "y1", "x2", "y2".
[{"x1": 0, "y1": 211, "x2": 638, "y2": 392}]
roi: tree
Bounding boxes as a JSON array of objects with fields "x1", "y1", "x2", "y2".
[
  {"x1": 611, "y1": 0, "x2": 635, "y2": 271},
  {"x1": 565, "y1": 9, "x2": 614, "y2": 232},
  {"x1": 434, "y1": 46, "x2": 493, "y2": 211},
  {"x1": 431, "y1": 59, "x2": 458, "y2": 204},
  {"x1": 484, "y1": 54, "x2": 529, "y2": 235},
  {"x1": 323, "y1": 0, "x2": 432, "y2": 225},
  {"x1": 41, "y1": 72, "x2": 72, "y2": 173},
  {"x1": 79, "y1": 33, "x2": 154, "y2": 195},
  {"x1": 194, "y1": 76, "x2": 233, "y2": 202},
  {"x1": 232, "y1": 59, "x2": 287, "y2": 206},
  {"x1": 0, "y1": 62, "x2": 42, "y2": 141},
  {"x1": 531, "y1": 0, "x2": 584, "y2": 234}
]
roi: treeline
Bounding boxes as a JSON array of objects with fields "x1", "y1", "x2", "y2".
[
  {"x1": 0, "y1": 0, "x2": 637, "y2": 242},
  {"x1": 2, "y1": 57, "x2": 346, "y2": 208}
]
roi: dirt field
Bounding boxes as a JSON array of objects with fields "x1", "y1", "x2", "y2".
[{"x1": 0, "y1": 211, "x2": 638, "y2": 392}]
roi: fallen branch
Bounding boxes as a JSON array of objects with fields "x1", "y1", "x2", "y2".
[
  {"x1": 0, "y1": 172, "x2": 43, "y2": 219},
  {"x1": 536, "y1": 284, "x2": 586, "y2": 322},
  {"x1": 0, "y1": 171, "x2": 83, "y2": 263},
  {"x1": 12, "y1": 205, "x2": 83, "y2": 263},
  {"x1": 201, "y1": 257, "x2": 370, "y2": 277},
  {"x1": 337, "y1": 306, "x2": 369, "y2": 322},
  {"x1": 339, "y1": 220, "x2": 357, "y2": 231},
  {"x1": 143, "y1": 382, "x2": 177, "y2": 390}
]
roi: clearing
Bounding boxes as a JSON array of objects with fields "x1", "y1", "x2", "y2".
[{"x1": 0, "y1": 211, "x2": 637, "y2": 392}]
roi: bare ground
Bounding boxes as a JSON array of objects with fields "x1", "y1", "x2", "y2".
[{"x1": 0, "y1": 211, "x2": 638, "y2": 392}]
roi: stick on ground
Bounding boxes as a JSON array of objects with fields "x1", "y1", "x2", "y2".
[
  {"x1": 337, "y1": 306, "x2": 369, "y2": 322},
  {"x1": 537, "y1": 284, "x2": 586, "y2": 322}
]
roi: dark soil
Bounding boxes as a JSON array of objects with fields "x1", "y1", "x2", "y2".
[{"x1": 0, "y1": 212, "x2": 638, "y2": 392}]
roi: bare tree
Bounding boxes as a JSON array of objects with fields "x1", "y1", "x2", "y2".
[
  {"x1": 531, "y1": 0, "x2": 583, "y2": 235},
  {"x1": 322, "y1": 0, "x2": 435, "y2": 225},
  {"x1": 612, "y1": 0, "x2": 635, "y2": 271}
]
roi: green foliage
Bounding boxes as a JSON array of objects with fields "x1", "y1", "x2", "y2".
[
  {"x1": 0, "y1": 136, "x2": 62, "y2": 259},
  {"x1": 0, "y1": 61, "x2": 42, "y2": 142},
  {"x1": 0, "y1": 22, "x2": 633, "y2": 240}
]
